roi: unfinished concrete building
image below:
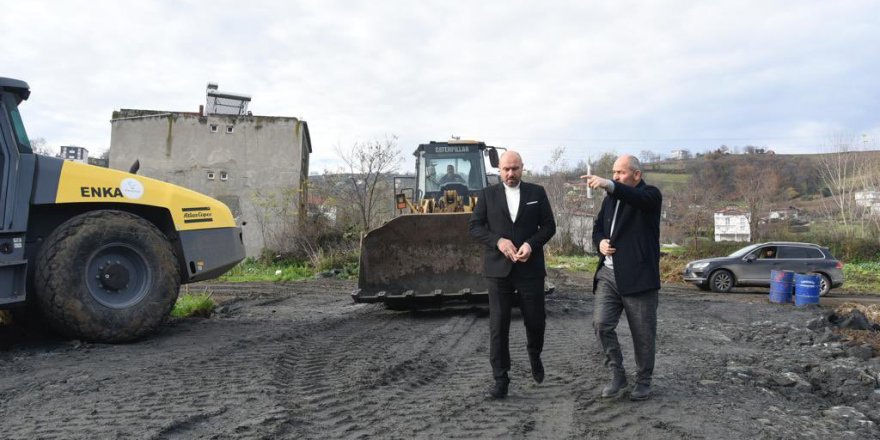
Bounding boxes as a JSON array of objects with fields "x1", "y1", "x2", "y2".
[{"x1": 109, "y1": 83, "x2": 311, "y2": 257}]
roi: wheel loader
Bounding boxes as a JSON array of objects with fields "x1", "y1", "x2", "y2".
[
  {"x1": 0, "y1": 77, "x2": 245, "y2": 342},
  {"x1": 352, "y1": 140, "x2": 502, "y2": 309}
]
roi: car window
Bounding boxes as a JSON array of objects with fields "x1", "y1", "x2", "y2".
[
  {"x1": 804, "y1": 248, "x2": 824, "y2": 259},
  {"x1": 778, "y1": 246, "x2": 810, "y2": 258},
  {"x1": 757, "y1": 246, "x2": 777, "y2": 259},
  {"x1": 730, "y1": 244, "x2": 761, "y2": 258}
]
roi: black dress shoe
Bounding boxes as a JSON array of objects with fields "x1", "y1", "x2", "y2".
[
  {"x1": 530, "y1": 356, "x2": 545, "y2": 384},
  {"x1": 630, "y1": 383, "x2": 652, "y2": 401},
  {"x1": 601, "y1": 371, "x2": 627, "y2": 398},
  {"x1": 487, "y1": 381, "x2": 509, "y2": 398}
]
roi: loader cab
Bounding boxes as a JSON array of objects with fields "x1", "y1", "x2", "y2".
[
  {"x1": 0, "y1": 77, "x2": 36, "y2": 305},
  {"x1": 414, "y1": 141, "x2": 493, "y2": 202}
]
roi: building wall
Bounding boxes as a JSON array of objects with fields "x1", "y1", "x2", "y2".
[
  {"x1": 714, "y1": 212, "x2": 751, "y2": 242},
  {"x1": 109, "y1": 111, "x2": 310, "y2": 257},
  {"x1": 855, "y1": 191, "x2": 880, "y2": 208}
]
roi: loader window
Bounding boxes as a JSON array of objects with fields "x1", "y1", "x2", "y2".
[{"x1": 5, "y1": 100, "x2": 32, "y2": 154}]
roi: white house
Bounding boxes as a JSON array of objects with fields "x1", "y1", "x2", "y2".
[
  {"x1": 855, "y1": 190, "x2": 880, "y2": 208},
  {"x1": 59, "y1": 145, "x2": 89, "y2": 164},
  {"x1": 714, "y1": 208, "x2": 750, "y2": 242},
  {"x1": 669, "y1": 149, "x2": 689, "y2": 160}
]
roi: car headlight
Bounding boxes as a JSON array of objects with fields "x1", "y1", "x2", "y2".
[{"x1": 690, "y1": 262, "x2": 710, "y2": 270}]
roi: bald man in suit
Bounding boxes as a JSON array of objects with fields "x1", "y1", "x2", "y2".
[{"x1": 469, "y1": 151, "x2": 556, "y2": 398}]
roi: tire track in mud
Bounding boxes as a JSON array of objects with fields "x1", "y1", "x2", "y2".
[
  {"x1": 1, "y1": 322, "x2": 292, "y2": 440},
  {"x1": 273, "y1": 295, "x2": 605, "y2": 439},
  {"x1": 6, "y1": 280, "x2": 879, "y2": 439},
  {"x1": 0, "y1": 281, "x2": 367, "y2": 440}
]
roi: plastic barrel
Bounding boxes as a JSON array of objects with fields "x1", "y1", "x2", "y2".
[
  {"x1": 769, "y1": 270, "x2": 794, "y2": 304},
  {"x1": 794, "y1": 273, "x2": 821, "y2": 307}
]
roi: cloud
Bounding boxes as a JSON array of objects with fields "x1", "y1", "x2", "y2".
[{"x1": 3, "y1": 0, "x2": 878, "y2": 170}]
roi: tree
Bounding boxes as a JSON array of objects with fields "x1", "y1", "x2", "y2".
[
  {"x1": 329, "y1": 136, "x2": 403, "y2": 232},
  {"x1": 591, "y1": 152, "x2": 617, "y2": 178},
  {"x1": 639, "y1": 150, "x2": 660, "y2": 164},
  {"x1": 733, "y1": 157, "x2": 780, "y2": 241},
  {"x1": 669, "y1": 176, "x2": 714, "y2": 250},
  {"x1": 817, "y1": 133, "x2": 867, "y2": 230},
  {"x1": 541, "y1": 147, "x2": 574, "y2": 253},
  {"x1": 29, "y1": 137, "x2": 56, "y2": 156}
]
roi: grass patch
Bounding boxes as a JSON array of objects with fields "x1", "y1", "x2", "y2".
[
  {"x1": 219, "y1": 259, "x2": 315, "y2": 282},
  {"x1": 548, "y1": 253, "x2": 688, "y2": 283},
  {"x1": 660, "y1": 254, "x2": 689, "y2": 284},
  {"x1": 171, "y1": 293, "x2": 215, "y2": 318},
  {"x1": 842, "y1": 261, "x2": 880, "y2": 294},
  {"x1": 547, "y1": 254, "x2": 599, "y2": 273}
]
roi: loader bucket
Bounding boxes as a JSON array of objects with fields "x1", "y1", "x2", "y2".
[{"x1": 353, "y1": 212, "x2": 487, "y2": 307}]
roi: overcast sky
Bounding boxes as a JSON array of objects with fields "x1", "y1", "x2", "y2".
[{"x1": 3, "y1": 0, "x2": 879, "y2": 173}]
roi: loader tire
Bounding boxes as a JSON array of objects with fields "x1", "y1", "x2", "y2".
[{"x1": 33, "y1": 210, "x2": 180, "y2": 343}]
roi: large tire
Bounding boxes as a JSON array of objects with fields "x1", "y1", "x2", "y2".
[
  {"x1": 709, "y1": 269, "x2": 734, "y2": 293},
  {"x1": 33, "y1": 210, "x2": 180, "y2": 342}
]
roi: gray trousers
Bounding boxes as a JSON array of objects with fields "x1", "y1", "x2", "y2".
[{"x1": 594, "y1": 266, "x2": 659, "y2": 385}]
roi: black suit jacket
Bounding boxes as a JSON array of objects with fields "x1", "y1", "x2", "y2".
[
  {"x1": 592, "y1": 179, "x2": 663, "y2": 295},
  {"x1": 469, "y1": 182, "x2": 556, "y2": 279}
]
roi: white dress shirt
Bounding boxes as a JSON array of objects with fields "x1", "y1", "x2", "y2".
[{"x1": 504, "y1": 183, "x2": 520, "y2": 222}]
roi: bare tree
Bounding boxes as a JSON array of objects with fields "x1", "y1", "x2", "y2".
[
  {"x1": 591, "y1": 152, "x2": 617, "y2": 178},
  {"x1": 852, "y1": 136, "x2": 880, "y2": 239},
  {"x1": 668, "y1": 175, "x2": 715, "y2": 251},
  {"x1": 29, "y1": 137, "x2": 56, "y2": 156},
  {"x1": 330, "y1": 136, "x2": 403, "y2": 232},
  {"x1": 734, "y1": 158, "x2": 780, "y2": 241},
  {"x1": 817, "y1": 133, "x2": 867, "y2": 230},
  {"x1": 542, "y1": 147, "x2": 572, "y2": 252}
]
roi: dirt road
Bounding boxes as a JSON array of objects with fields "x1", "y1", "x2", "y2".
[{"x1": 1, "y1": 274, "x2": 879, "y2": 439}]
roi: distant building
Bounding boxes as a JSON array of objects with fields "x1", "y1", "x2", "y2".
[
  {"x1": 714, "y1": 207, "x2": 750, "y2": 242},
  {"x1": 565, "y1": 210, "x2": 595, "y2": 253},
  {"x1": 60, "y1": 145, "x2": 88, "y2": 163},
  {"x1": 855, "y1": 190, "x2": 880, "y2": 208},
  {"x1": 768, "y1": 207, "x2": 800, "y2": 221},
  {"x1": 669, "y1": 149, "x2": 689, "y2": 160},
  {"x1": 109, "y1": 83, "x2": 312, "y2": 257},
  {"x1": 87, "y1": 157, "x2": 109, "y2": 168}
]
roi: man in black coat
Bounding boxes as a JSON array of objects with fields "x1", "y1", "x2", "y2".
[
  {"x1": 469, "y1": 151, "x2": 556, "y2": 399},
  {"x1": 582, "y1": 154, "x2": 662, "y2": 401}
]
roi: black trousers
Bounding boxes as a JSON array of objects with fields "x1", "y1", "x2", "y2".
[
  {"x1": 593, "y1": 266, "x2": 659, "y2": 385},
  {"x1": 487, "y1": 272, "x2": 545, "y2": 383}
]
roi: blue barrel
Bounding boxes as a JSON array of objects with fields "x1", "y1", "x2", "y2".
[
  {"x1": 769, "y1": 270, "x2": 794, "y2": 304},
  {"x1": 794, "y1": 273, "x2": 821, "y2": 307}
]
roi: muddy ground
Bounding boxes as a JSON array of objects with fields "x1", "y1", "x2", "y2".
[{"x1": 2, "y1": 271, "x2": 880, "y2": 440}]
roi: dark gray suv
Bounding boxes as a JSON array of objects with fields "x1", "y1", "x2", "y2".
[{"x1": 682, "y1": 242, "x2": 844, "y2": 295}]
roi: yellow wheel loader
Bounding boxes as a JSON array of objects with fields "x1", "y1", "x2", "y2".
[
  {"x1": 0, "y1": 77, "x2": 245, "y2": 342},
  {"x1": 352, "y1": 140, "x2": 502, "y2": 309}
]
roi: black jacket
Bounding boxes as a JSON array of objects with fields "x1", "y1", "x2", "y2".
[
  {"x1": 469, "y1": 182, "x2": 556, "y2": 279},
  {"x1": 592, "y1": 179, "x2": 662, "y2": 295}
]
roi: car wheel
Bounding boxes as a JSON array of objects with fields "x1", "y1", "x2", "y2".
[
  {"x1": 812, "y1": 273, "x2": 831, "y2": 296},
  {"x1": 709, "y1": 270, "x2": 734, "y2": 293}
]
